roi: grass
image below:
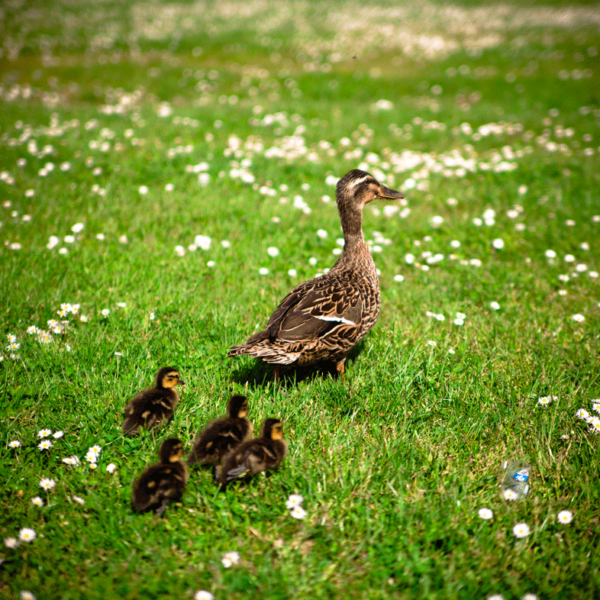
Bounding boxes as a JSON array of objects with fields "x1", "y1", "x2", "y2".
[{"x1": 1, "y1": 1, "x2": 600, "y2": 598}]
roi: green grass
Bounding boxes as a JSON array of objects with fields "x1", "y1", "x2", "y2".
[{"x1": 1, "y1": 1, "x2": 600, "y2": 599}]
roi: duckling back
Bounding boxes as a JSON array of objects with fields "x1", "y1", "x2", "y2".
[
  {"x1": 122, "y1": 387, "x2": 179, "y2": 435},
  {"x1": 187, "y1": 416, "x2": 252, "y2": 466}
]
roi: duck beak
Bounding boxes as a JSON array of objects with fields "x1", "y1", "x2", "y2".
[
  {"x1": 378, "y1": 185, "x2": 405, "y2": 200},
  {"x1": 178, "y1": 378, "x2": 186, "y2": 386}
]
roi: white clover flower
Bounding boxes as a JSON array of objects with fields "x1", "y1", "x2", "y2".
[
  {"x1": 19, "y1": 528, "x2": 37, "y2": 543},
  {"x1": 4, "y1": 537, "x2": 19, "y2": 549},
  {"x1": 40, "y1": 478, "x2": 56, "y2": 490},
  {"x1": 9, "y1": 440, "x2": 21, "y2": 448},
  {"x1": 478, "y1": 508, "x2": 493, "y2": 520},
  {"x1": 267, "y1": 247, "x2": 279, "y2": 257},
  {"x1": 38, "y1": 440, "x2": 53, "y2": 451},
  {"x1": 259, "y1": 268, "x2": 269, "y2": 275},
  {"x1": 286, "y1": 494, "x2": 304, "y2": 509},
  {"x1": 490, "y1": 302, "x2": 500, "y2": 310},
  {"x1": 194, "y1": 592, "x2": 214, "y2": 600},
  {"x1": 38, "y1": 429, "x2": 52, "y2": 438},
  {"x1": 557, "y1": 510, "x2": 573, "y2": 524},
  {"x1": 572, "y1": 314, "x2": 585, "y2": 323},
  {"x1": 503, "y1": 489, "x2": 518, "y2": 501},
  {"x1": 221, "y1": 551, "x2": 240, "y2": 568},
  {"x1": 290, "y1": 505, "x2": 307, "y2": 520},
  {"x1": 31, "y1": 497, "x2": 44, "y2": 507},
  {"x1": 513, "y1": 523, "x2": 530, "y2": 538},
  {"x1": 62, "y1": 456, "x2": 81, "y2": 466}
]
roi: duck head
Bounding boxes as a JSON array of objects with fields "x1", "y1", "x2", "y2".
[
  {"x1": 336, "y1": 169, "x2": 404, "y2": 210},
  {"x1": 159, "y1": 438, "x2": 185, "y2": 463},
  {"x1": 228, "y1": 395, "x2": 249, "y2": 419},
  {"x1": 156, "y1": 367, "x2": 185, "y2": 389},
  {"x1": 261, "y1": 418, "x2": 284, "y2": 440}
]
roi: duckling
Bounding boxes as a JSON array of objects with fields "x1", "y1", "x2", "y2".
[
  {"x1": 132, "y1": 438, "x2": 189, "y2": 515},
  {"x1": 187, "y1": 395, "x2": 253, "y2": 467},
  {"x1": 217, "y1": 418, "x2": 287, "y2": 487},
  {"x1": 228, "y1": 169, "x2": 405, "y2": 379},
  {"x1": 122, "y1": 367, "x2": 184, "y2": 435}
]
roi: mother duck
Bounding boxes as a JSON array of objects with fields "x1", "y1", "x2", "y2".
[{"x1": 228, "y1": 169, "x2": 404, "y2": 378}]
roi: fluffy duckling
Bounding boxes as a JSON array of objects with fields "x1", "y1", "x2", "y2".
[
  {"x1": 132, "y1": 438, "x2": 189, "y2": 515},
  {"x1": 122, "y1": 367, "x2": 184, "y2": 435},
  {"x1": 217, "y1": 418, "x2": 287, "y2": 487},
  {"x1": 187, "y1": 395, "x2": 253, "y2": 467}
]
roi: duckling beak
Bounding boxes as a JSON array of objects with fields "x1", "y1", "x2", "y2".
[
  {"x1": 378, "y1": 185, "x2": 405, "y2": 200},
  {"x1": 178, "y1": 378, "x2": 186, "y2": 386}
]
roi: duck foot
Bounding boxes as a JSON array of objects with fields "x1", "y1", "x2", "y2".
[{"x1": 336, "y1": 359, "x2": 346, "y2": 380}]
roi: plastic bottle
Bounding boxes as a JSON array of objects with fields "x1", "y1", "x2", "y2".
[{"x1": 501, "y1": 460, "x2": 531, "y2": 500}]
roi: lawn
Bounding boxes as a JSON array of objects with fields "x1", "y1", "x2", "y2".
[{"x1": 1, "y1": 1, "x2": 599, "y2": 599}]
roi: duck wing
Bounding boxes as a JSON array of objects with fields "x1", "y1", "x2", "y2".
[{"x1": 254, "y1": 273, "x2": 364, "y2": 344}]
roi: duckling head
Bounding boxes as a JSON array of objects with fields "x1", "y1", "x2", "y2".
[
  {"x1": 261, "y1": 418, "x2": 284, "y2": 440},
  {"x1": 159, "y1": 438, "x2": 185, "y2": 463},
  {"x1": 336, "y1": 169, "x2": 404, "y2": 211},
  {"x1": 228, "y1": 395, "x2": 249, "y2": 419},
  {"x1": 156, "y1": 367, "x2": 185, "y2": 389}
]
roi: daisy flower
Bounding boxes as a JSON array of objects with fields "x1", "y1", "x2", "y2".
[
  {"x1": 286, "y1": 494, "x2": 304, "y2": 509},
  {"x1": 4, "y1": 537, "x2": 19, "y2": 548},
  {"x1": 221, "y1": 551, "x2": 240, "y2": 568},
  {"x1": 73, "y1": 496, "x2": 85, "y2": 505},
  {"x1": 20, "y1": 592, "x2": 37, "y2": 600},
  {"x1": 576, "y1": 408, "x2": 590, "y2": 420},
  {"x1": 101, "y1": 309, "x2": 110, "y2": 318},
  {"x1": 487, "y1": 595, "x2": 504, "y2": 600},
  {"x1": 40, "y1": 478, "x2": 56, "y2": 490},
  {"x1": 19, "y1": 528, "x2": 37, "y2": 543},
  {"x1": 31, "y1": 497, "x2": 44, "y2": 507},
  {"x1": 490, "y1": 301, "x2": 501, "y2": 310},
  {"x1": 513, "y1": 523, "x2": 530, "y2": 538},
  {"x1": 37, "y1": 429, "x2": 52, "y2": 438},
  {"x1": 588, "y1": 417, "x2": 600, "y2": 434},
  {"x1": 9, "y1": 440, "x2": 21, "y2": 448},
  {"x1": 267, "y1": 246, "x2": 279, "y2": 257},
  {"x1": 478, "y1": 508, "x2": 493, "y2": 520},
  {"x1": 62, "y1": 456, "x2": 81, "y2": 466},
  {"x1": 259, "y1": 268, "x2": 269, "y2": 275},
  {"x1": 290, "y1": 506, "x2": 307, "y2": 520},
  {"x1": 194, "y1": 592, "x2": 214, "y2": 600},
  {"x1": 106, "y1": 463, "x2": 117, "y2": 473},
  {"x1": 521, "y1": 594, "x2": 538, "y2": 600},
  {"x1": 503, "y1": 489, "x2": 518, "y2": 501},
  {"x1": 38, "y1": 440, "x2": 53, "y2": 451},
  {"x1": 53, "y1": 431, "x2": 64, "y2": 439},
  {"x1": 592, "y1": 402, "x2": 600, "y2": 414},
  {"x1": 557, "y1": 510, "x2": 573, "y2": 524}
]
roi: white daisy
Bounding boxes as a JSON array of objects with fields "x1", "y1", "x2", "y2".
[
  {"x1": 9, "y1": 440, "x2": 21, "y2": 448},
  {"x1": 267, "y1": 246, "x2": 279, "y2": 257},
  {"x1": 18, "y1": 528, "x2": 37, "y2": 543},
  {"x1": 31, "y1": 497, "x2": 44, "y2": 507},
  {"x1": 106, "y1": 463, "x2": 117, "y2": 473},
  {"x1": 37, "y1": 429, "x2": 52, "y2": 438},
  {"x1": 259, "y1": 268, "x2": 269, "y2": 275},
  {"x1": 20, "y1": 592, "x2": 37, "y2": 600},
  {"x1": 221, "y1": 551, "x2": 240, "y2": 568},
  {"x1": 290, "y1": 505, "x2": 307, "y2": 520},
  {"x1": 478, "y1": 508, "x2": 493, "y2": 520},
  {"x1": 38, "y1": 440, "x2": 53, "y2": 451},
  {"x1": 194, "y1": 592, "x2": 214, "y2": 600},
  {"x1": 538, "y1": 396, "x2": 553, "y2": 406},
  {"x1": 53, "y1": 431, "x2": 64, "y2": 439},
  {"x1": 62, "y1": 456, "x2": 81, "y2": 466},
  {"x1": 40, "y1": 478, "x2": 56, "y2": 490},
  {"x1": 503, "y1": 489, "x2": 518, "y2": 501},
  {"x1": 513, "y1": 523, "x2": 530, "y2": 538},
  {"x1": 4, "y1": 537, "x2": 19, "y2": 548},
  {"x1": 572, "y1": 314, "x2": 585, "y2": 323},
  {"x1": 557, "y1": 510, "x2": 573, "y2": 524},
  {"x1": 521, "y1": 594, "x2": 538, "y2": 600},
  {"x1": 490, "y1": 301, "x2": 501, "y2": 310},
  {"x1": 286, "y1": 494, "x2": 304, "y2": 509},
  {"x1": 73, "y1": 496, "x2": 85, "y2": 505},
  {"x1": 575, "y1": 408, "x2": 590, "y2": 420}
]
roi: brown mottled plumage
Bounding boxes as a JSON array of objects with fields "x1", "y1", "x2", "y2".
[
  {"x1": 187, "y1": 395, "x2": 253, "y2": 467},
  {"x1": 217, "y1": 418, "x2": 287, "y2": 487},
  {"x1": 122, "y1": 367, "x2": 184, "y2": 435},
  {"x1": 132, "y1": 438, "x2": 189, "y2": 515},
  {"x1": 227, "y1": 170, "x2": 404, "y2": 377}
]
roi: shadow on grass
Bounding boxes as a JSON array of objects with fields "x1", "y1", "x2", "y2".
[{"x1": 228, "y1": 340, "x2": 366, "y2": 391}]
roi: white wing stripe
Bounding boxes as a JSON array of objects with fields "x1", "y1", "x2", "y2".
[{"x1": 314, "y1": 315, "x2": 357, "y2": 326}]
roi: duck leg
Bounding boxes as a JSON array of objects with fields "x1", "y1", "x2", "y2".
[
  {"x1": 273, "y1": 365, "x2": 281, "y2": 382},
  {"x1": 336, "y1": 359, "x2": 346, "y2": 379}
]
